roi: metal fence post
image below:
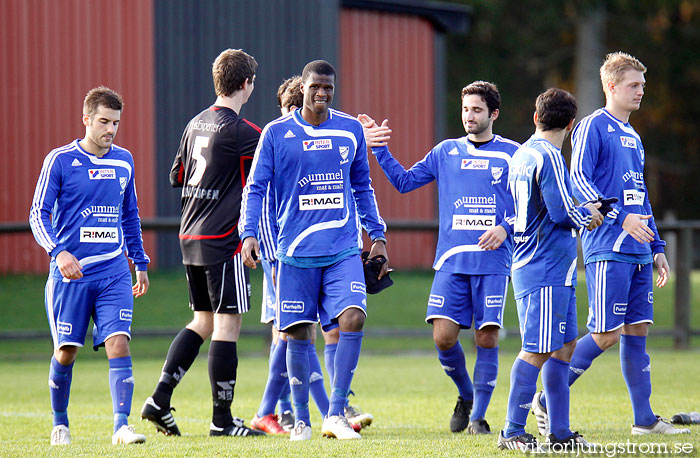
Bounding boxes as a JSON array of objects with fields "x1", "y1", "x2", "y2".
[{"x1": 674, "y1": 227, "x2": 692, "y2": 349}]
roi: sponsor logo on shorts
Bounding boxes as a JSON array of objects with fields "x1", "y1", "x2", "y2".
[
  {"x1": 620, "y1": 136, "x2": 637, "y2": 149},
  {"x1": 80, "y1": 227, "x2": 118, "y2": 243},
  {"x1": 485, "y1": 295, "x2": 503, "y2": 308},
  {"x1": 613, "y1": 303, "x2": 627, "y2": 315},
  {"x1": 281, "y1": 301, "x2": 305, "y2": 313},
  {"x1": 350, "y1": 282, "x2": 366, "y2": 294},
  {"x1": 57, "y1": 321, "x2": 72, "y2": 334},
  {"x1": 88, "y1": 168, "x2": 116, "y2": 179},
  {"x1": 119, "y1": 309, "x2": 132, "y2": 321},
  {"x1": 302, "y1": 139, "x2": 332, "y2": 151},
  {"x1": 559, "y1": 322, "x2": 566, "y2": 334},
  {"x1": 648, "y1": 292, "x2": 653, "y2": 303},
  {"x1": 299, "y1": 193, "x2": 343, "y2": 210},
  {"x1": 623, "y1": 189, "x2": 645, "y2": 206},
  {"x1": 461, "y1": 158, "x2": 488, "y2": 170},
  {"x1": 453, "y1": 214, "x2": 496, "y2": 230},
  {"x1": 428, "y1": 294, "x2": 444, "y2": 308}
]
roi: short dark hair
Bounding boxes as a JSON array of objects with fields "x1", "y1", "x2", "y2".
[
  {"x1": 535, "y1": 88, "x2": 577, "y2": 131},
  {"x1": 83, "y1": 86, "x2": 123, "y2": 116},
  {"x1": 301, "y1": 60, "x2": 336, "y2": 82},
  {"x1": 282, "y1": 76, "x2": 303, "y2": 110},
  {"x1": 461, "y1": 81, "x2": 500, "y2": 115},
  {"x1": 212, "y1": 49, "x2": 258, "y2": 97}
]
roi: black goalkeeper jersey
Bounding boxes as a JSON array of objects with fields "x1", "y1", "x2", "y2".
[{"x1": 170, "y1": 106, "x2": 261, "y2": 265}]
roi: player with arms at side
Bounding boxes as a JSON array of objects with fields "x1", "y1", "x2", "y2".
[
  {"x1": 140, "y1": 49, "x2": 264, "y2": 437},
  {"x1": 533, "y1": 52, "x2": 690, "y2": 436},
  {"x1": 499, "y1": 88, "x2": 603, "y2": 451},
  {"x1": 29, "y1": 86, "x2": 150, "y2": 446},
  {"x1": 240, "y1": 60, "x2": 388, "y2": 441},
  {"x1": 362, "y1": 81, "x2": 518, "y2": 434}
]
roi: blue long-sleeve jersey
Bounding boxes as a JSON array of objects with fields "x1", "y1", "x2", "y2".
[
  {"x1": 29, "y1": 140, "x2": 150, "y2": 281},
  {"x1": 372, "y1": 135, "x2": 518, "y2": 275},
  {"x1": 240, "y1": 108, "x2": 385, "y2": 259},
  {"x1": 508, "y1": 135, "x2": 593, "y2": 299},
  {"x1": 570, "y1": 108, "x2": 665, "y2": 263}
]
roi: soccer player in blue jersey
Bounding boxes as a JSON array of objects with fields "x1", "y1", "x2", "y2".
[
  {"x1": 29, "y1": 86, "x2": 150, "y2": 446},
  {"x1": 499, "y1": 88, "x2": 603, "y2": 451},
  {"x1": 240, "y1": 60, "x2": 388, "y2": 441},
  {"x1": 362, "y1": 81, "x2": 518, "y2": 435},
  {"x1": 533, "y1": 52, "x2": 690, "y2": 436}
]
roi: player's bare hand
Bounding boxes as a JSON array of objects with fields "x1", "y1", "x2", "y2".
[
  {"x1": 242, "y1": 237, "x2": 261, "y2": 269},
  {"x1": 622, "y1": 213, "x2": 654, "y2": 243},
  {"x1": 368, "y1": 240, "x2": 390, "y2": 279},
  {"x1": 56, "y1": 250, "x2": 83, "y2": 280},
  {"x1": 478, "y1": 225, "x2": 506, "y2": 250},
  {"x1": 584, "y1": 202, "x2": 604, "y2": 231},
  {"x1": 654, "y1": 252, "x2": 670, "y2": 288},
  {"x1": 358, "y1": 114, "x2": 391, "y2": 148},
  {"x1": 133, "y1": 270, "x2": 149, "y2": 297}
]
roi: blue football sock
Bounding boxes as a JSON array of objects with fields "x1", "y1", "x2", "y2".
[
  {"x1": 278, "y1": 385, "x2": 292, "y2": 413},
  {"x1": 437, "y1": 341, "x2": 474, "y2": 400},
  {"x1": 109, "y1": 356, "x2": 133, "y2": 432},
  {"x1": 308, "y1": 345, "x2": 330, "y2": 417},
  {"x1": 542, "y1": 357, "x2": 572, "y2": 439},
  {"x1": 257, "y1": 339, "x2": 289, "y2": 417},
  {"x1": 471, "y1": 345, "x2": 498, "y2": 421},
  {"x1": 49, "y1": 357, "x2": 73, "y2": 427},
  {"x1": 328, "y1": 331, "x2": 363, "y2": 417},
  {"x1": 504, "y1": 358, "x2": 540, "y2": 438},
  {"x1": 286, "y1": 338, "x2": 311, "y2": 425},
  {"x1": 620, "y1": 335, "x2": 656, "y2": 426},
  {"x1": 540, "y1": 333, "x2": 603, "y2": 410},
  {"x1": 324, "y1": 342, "x2": 338, "y2": 386}
]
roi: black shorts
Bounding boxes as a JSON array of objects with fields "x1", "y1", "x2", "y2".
[{"x1": 185, "y1": 253, "x2": 250, "y2": 314}]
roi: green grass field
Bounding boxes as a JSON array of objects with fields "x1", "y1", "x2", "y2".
[
  {"x1": 0, "y1": 270, "x2": 698, "y2": 456},
  {"x1": 0, "y1": 352, "x2": 698, "y2": 457}
]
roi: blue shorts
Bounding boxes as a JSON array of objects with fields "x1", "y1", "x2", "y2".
[
  {"x1": 45, "y1": 271, "x2": 133, "y2": 350},
  {"x1": 426, "y1": 272, "x2": 508, "y2": 330},
  {"x1": 260, "y1": 259, "x2": 277, "y2": 324},
  {"x1": 585, "y1": 261, "x2": 653, "y2": 333},
  {"x1": 276, "y1": 254, "x2": 366, "y2": 332},
  {"x1": 516, "y1": 286, "x2": 578, "y2": 354}
]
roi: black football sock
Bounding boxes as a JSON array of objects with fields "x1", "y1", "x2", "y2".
[
  {"x1": 153, "y1": 328, "x2": 204, "y2": 406},
  {"x1": 209, "y1": 340, "x2": 238, "y2": 427}
]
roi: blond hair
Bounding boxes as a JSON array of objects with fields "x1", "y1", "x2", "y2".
[{"x1": 600, "y1": 52, "x2": 646, "y2": 94}]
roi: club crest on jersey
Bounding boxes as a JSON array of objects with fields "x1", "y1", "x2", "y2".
[
  {"x1": 119, "y1": 177, "x2": 128, "y2": 192},
  {"x1": 461, "y1": 158, "x2": 488, "y2": 170},
  {"x1": 339, "y1": 146, "x2": 350, "y2": 164},
  {"x1": 88, "y1": 168, "x2": 116, "y2": 179},
  {"x1": 620, "y1": 136, "x2": 637, "y2": 149},
  {"x1": 303, "y1": 139, "x2": 332, "y2": 151},
  {"x1": 491, "y1": 166, "x2": 503, "y2": 184}
]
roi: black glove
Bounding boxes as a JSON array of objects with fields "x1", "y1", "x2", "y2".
[
  {"x1": 596, "y1": 196, "x2": 618, "y2": 216},
  {"x1": 361, "y1": 251, "x2": 393, "y2": 294}
]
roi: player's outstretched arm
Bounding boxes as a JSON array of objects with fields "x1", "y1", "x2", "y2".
[
  {"x1": 56, "y1": 250, "x2": 83, "y2": 280},
  {"x1": 621, "y1": 213, "x2": 655, "y2": 243},
  {"x1": 241, "y1": 236, "x2": 261, "y2": 269},
  {"x1": 133, "y1": 270, "x2": 149, "y2": 297},
  {"x1": 654, "y1": 252, "x2": 670, "y2": 288}
]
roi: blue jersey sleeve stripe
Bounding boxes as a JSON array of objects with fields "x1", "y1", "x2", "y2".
[{"x1": 542, "y1": 144, "x2": 589, "y2": 228}]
